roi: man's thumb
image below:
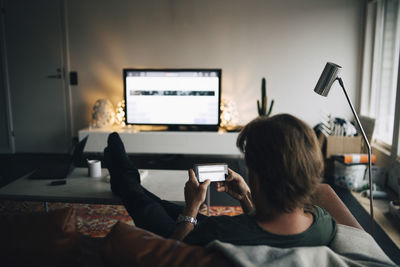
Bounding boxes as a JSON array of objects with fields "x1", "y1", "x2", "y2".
[{"x1": 202, "y1": 179, "x2": 211, "y2": 190}]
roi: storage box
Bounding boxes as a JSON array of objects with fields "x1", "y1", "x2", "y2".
[
  {"x1": 333, "y1": 161, "x2": 367, "y2": 190},
  {"x1": 326, "y1": 136, "x2": 362, "y2": 158}
]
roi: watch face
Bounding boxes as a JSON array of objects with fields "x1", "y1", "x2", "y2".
[{"x1": 177, "y1": 214, "x2": 197, "y2": 225}]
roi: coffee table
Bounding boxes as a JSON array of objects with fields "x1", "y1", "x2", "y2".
[{"x1": 0, "y1": 168, "x2": 188, "y2": 210}]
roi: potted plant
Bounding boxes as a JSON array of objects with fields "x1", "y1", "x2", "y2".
[{"x1": 257, "y1": 77, "x2": 274, "y2": 117}]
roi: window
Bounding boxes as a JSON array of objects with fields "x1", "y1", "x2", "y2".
[{"x1": 361, "y1": 0, "x2": 400, "y2": 147}]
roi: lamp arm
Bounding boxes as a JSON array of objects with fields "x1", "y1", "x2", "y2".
[{"x1": 336, "y1": 77, "x2": 374, "y2": 235}]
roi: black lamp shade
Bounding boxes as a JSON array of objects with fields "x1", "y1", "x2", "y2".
[{"x1": 314, "y1": 62, "x2": 342, "y2": 96}]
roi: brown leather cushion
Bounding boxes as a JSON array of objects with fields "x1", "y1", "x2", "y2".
[
  {"x1": 103, "y1": 222, "x2": 231, "y2": 267},
  {"x1": 0, "y1": 207, "x2": 80, "y2": 267}
]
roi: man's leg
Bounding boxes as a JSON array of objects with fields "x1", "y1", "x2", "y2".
[
  {"x1": 104, "y1": 132, "x2": 207, "y2": 237},
  {"x1": 104, "y1": 132, "x2": 177, "y2": 237},
  {"x1": 141, "y1": 186, "x2": 208, "y2": 222}
]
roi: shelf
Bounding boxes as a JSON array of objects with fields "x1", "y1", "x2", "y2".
[
  {"x1": 351, "y1": 190, "x2": 400, "y2": 249},
  {"x1": 78, "y1": 127, "x2": 242, "y2": 156}
]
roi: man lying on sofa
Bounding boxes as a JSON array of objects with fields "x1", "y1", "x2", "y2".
[{"x1": 104, "y1": 114, "x2": 394, "y2": 266}]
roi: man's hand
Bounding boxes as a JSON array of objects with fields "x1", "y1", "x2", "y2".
[
  {"x1": 183, "y1": 169, "x2": 211, "y2": 217},
  {"x1": 216, "y1": 169, "x2": 250, "y2": 201},
  {"x1": 216, "y1": 169, "x2": 254, "y2": 214},
  {"x1": 170, "y1": 169, "x2": 210, "y2": 241}
]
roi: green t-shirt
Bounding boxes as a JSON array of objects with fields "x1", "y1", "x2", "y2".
[{"x1": 184, "y1": 205, "x2": 337, "y2": 247}]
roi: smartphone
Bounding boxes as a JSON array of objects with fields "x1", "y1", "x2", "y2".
[{"x1": 194, "y1": 163, "x2": 228, "y2": 183}]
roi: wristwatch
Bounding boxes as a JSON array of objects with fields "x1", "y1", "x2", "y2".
[{"x1": 176, "y1": 214, "x2": 197, "y2": 226}]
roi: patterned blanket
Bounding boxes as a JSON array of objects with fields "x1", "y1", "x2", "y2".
[{"x1": 0, "y1": 200, "x2": 242, "y2": 237}]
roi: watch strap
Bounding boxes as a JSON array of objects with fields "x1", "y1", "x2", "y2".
[{"x1": 176, "y1": 214, "x2": 197, "y2": 226}]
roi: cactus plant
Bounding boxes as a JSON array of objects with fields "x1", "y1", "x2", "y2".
[{"x1": 257, "y1": 77, "x2": 274, "y2": 117}]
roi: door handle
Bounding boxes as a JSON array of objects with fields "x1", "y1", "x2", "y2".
[
  {"x1": 47, "y1": 74, "x2": 62, "y2": 79},
  {"x1": 47, "y1": 68, "x2": 62, "y2": 79}
]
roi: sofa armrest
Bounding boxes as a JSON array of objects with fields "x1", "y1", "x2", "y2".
[
  {"x1": 103, "y1": 221, "x2": 231, "y2": 267},
  {"x1": 330, "y1": 224, "x2": 394, "y2": 265},
  {"x1": 0, "y1": 207, "x2": 81, "y2": 267}
]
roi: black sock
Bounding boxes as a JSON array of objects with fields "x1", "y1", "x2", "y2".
[
  {"x1": 107, "y1": 132, "x2": 134, "y2": 169},
  {"x1": 104, "y1": 146, "x2": 123, "y2": 196},
  {"x1": 104, "y1": 132, "x2": 141, "y2": 197}
]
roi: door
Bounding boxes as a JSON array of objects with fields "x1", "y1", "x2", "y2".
[{"x1": 3, "y1": 0, "x2": 70, "y2": 153}]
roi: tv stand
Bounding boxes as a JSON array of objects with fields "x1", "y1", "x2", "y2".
[
  {"x1": 78, "y1": 127, "x2": 241, "y2": 156},
  {"x1": 167, "y1": 125, "x2": 219, "y2": 132}
]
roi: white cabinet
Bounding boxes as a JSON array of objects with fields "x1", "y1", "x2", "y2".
[{"x1": 79, "y1": 128, "x2": 241, "y2": 156}]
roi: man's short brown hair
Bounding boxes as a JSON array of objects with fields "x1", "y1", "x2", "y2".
[{"x1": 237, "y1": 114, "x2": 323, "y2": 215}]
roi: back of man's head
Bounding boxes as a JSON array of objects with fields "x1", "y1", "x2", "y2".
[{"x1": 237, "y1": 114, "x2": 323, "y2": 216}]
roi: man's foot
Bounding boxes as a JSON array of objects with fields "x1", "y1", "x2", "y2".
[
  {"x1": 104, "y1": 132, "x2": 141, "y2": 196},
  {"x1": 107, "y1": 132, "x2": 133, "y2": 169},
  {"x1": 104, "y1": 146, "x2": 122, "y2": 196}
]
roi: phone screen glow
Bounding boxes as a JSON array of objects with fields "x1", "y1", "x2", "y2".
[{"x1": 196, "y1": 164, "x2": 227, "y2": 182}]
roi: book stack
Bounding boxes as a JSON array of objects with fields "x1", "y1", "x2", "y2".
[{"x1": 331, "y1": 153, "x2": 376, "y2": 164}]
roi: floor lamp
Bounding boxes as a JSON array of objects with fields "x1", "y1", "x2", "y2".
[{"x1": 314, "y1": 62, "x2": 374, "y2": 235}]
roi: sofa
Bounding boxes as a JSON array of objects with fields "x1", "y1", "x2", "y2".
[{"x1": 0, "y1": 207, "x2": 396, "y2": 267}]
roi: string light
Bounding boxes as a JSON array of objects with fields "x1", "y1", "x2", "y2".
[
  {"x1": 115, "y1": 100, "x2": 126, "y2": 127},
  {"x1": 220, "y1": 98, "x2": 239, "y2": 129},
  {"x1": 91, "y1": 99, "x2": 115, "y2": 128}
]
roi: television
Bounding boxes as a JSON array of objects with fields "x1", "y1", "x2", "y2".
[{"x1": 123, "y1": 69, "x2": 221, "y2": 131}]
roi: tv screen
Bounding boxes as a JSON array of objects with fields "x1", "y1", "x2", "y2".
[{"x1": 124, "y1": 69, "x2": 221, "y2": 130}]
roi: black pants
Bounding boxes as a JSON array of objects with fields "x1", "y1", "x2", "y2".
[{"x1": 119, "y1": 168, "x2": 207, "y2": 238}]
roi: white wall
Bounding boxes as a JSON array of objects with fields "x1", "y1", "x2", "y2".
[{"x1": 67, "y1": 0, "x2": 365, "y2": 133}]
